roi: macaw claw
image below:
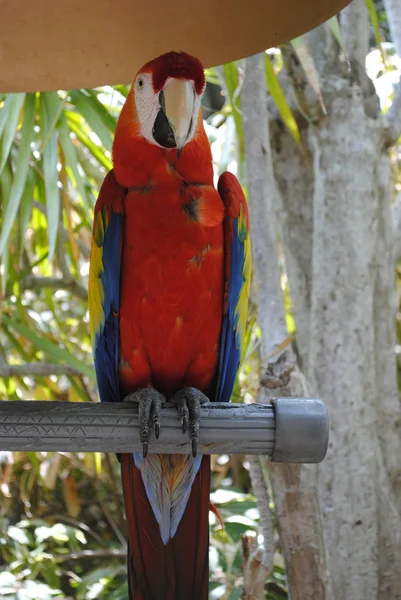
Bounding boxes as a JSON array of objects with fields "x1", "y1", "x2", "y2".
[
  {"x1": 123, "y1": 388, "x2": 165, "y2": 457},
  {"x1": 170, "y1": 387, "x2": 209, "y2": 457}
]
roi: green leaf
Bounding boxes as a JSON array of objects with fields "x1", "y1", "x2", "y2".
[
  {"x1": 205, "y1": 67, "x2": 221, "y2": 86},
  {"x1": 0, "y1": 96, "x2": 11, "y2": 138},
  {"x1": 209, "y1": 584, "x2": 227, "y2": 599},
  {"x1": 113, "y1": 84, "x2": 130, "y2": 98},
  {"x1": 2, "y1": 314, "x2": 96, "y2": 381},
  {"x1": 2, "y1": 324, "x2": 30, "y2": 360},
  {"x1": 0, "y1": 93, "x2": 25, "y2": 176},
  {"x1": 226, "y1": 514, "x2": 257, "y2": 528},
  {"x1": 77, "y1": 566, "x2": 121, "y2": 591},
  {"x1": 40, "y1": 93, "x2": 65, "y2": 154},
  {"x1": 19, "y1": 170, "x2": 36, "y2": 259},
  {"x1": 35, "y1": 523, "x2": 70, "y2": 543},
  {"x1": 66, "y1": 114, "x2": 112, "y2": 171},
  {"x1": 222, "y1": 63, "x2": 244, "y2": 162},
  {"x1": 69, "y1": 90, "x2": 114, "y2": 152},
  {"x1": 326, "y1": 16, "x2": 348, "y2": 56},
  {"x1": 1, "y1": 246, "x2": 9, "y2": 297},
  {"x1": 7, "y1": 524, "x2": 30, "y2": 545},
  {"x1": 41, "y1": 560, "x2": 61, "y2": 591},
  {"x1": 0, "y1": 571, "x2": 18, "y2": 593},
  {"x1": 58, "y1": 116, "x2": 89, "y2": 210},
  {"x1": 291, "y1": 35, "x2": 327, "y2": 115},
  {"x1": 69, "y1": 376, "x2": 89, "y2": 402},
  {"x1": 84, "y1": 89, "x2": 118, "y2": 132},
  {"x1": 28, "y1": 452, "x2": 41, "y2": 476},
  {"x1": 0, "y1": 93, "x2": 36, "y2": 257},
  {"x1": 265, "y1": 54, "x2": 301, "y2": 145},
  {"x1": 365, "y1": 0, "x2": 387, "y2": 64},
  {"x1": 40, "y1": 93, "x2": 61, "y2": 261},
  {"x1": 219, "y1": 498, "x2": 258, "y2": 517},
  {"x1": 0, "y1": 161, "x2": 12, "y2": 295}
]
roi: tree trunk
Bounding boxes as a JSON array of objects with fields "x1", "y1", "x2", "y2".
[
  {"x1": 264, "y1": 1, "x2": 401, "y2": 597},
  {"x1": 241, "y1": 53, "x2": 333, "y2": 600},
  {"x1": 307, "y1": 76, "x2": 401, "y2": 598}
]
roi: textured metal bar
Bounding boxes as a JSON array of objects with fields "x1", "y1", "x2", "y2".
[
  {"x1": 0, "y1": 401, "x2": 275, "y2": 455},
  {"x1": 0, "y1": 399, "x2": 328, "y2": 461}
]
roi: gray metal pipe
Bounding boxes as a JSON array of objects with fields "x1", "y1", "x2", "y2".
[{"x1": 0, "y1": 398, "x2": 328, "y2": 462}]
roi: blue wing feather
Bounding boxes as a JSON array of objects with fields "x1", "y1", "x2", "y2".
[
  {"x1": 216, "y1": 172, "x2": 251, "y2": 403},
  {"x1": 93, "y1": 208, "x2": 122, "y2": 403},
  {"x1": 89, "y1": 170, "x2": 124, "y2": 403},
  {"x1": 216, "y1": 227, "x2": 243, "y2": 402}
]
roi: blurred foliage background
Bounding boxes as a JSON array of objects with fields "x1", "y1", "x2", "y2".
[{"x1": 0, "y1": 1, "x2": 400, "y2": 598}]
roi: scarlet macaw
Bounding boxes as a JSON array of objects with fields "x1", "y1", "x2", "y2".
[{"x1": 89, "y1": 51, "x2": 251, "y2": 600}]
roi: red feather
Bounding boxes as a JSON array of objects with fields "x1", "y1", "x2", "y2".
[
  {"x1": 95, "y1": 51, "x2": 233, "y2": 600},
  {"x1": 145, "y1": 51, "x2": 205, "y2": 94},
  {"x1": 122, "y1": 454, "x2": 210, "y2": 599}
]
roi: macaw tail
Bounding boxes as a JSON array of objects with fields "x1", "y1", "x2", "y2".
[{"x1": 121, "y1": 453, "x2": 210, "y2": 600}]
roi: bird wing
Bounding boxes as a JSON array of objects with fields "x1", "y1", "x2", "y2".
[
  {"x1": 88, "y1": 169, "x2": 124, "y2": 403},
  {"x1": 215, "y1": 171, "x2": 251, "y2": 403}
]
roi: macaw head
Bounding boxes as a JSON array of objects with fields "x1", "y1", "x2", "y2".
[
  {"x1": 129, "y1": 51, "x2": 206, "y2": 155},
  {"x1": 113, "y1": 51, "x2": 210, "y2": 186}
]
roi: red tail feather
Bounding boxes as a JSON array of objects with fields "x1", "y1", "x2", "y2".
[{"x1": 121, "y1": 454, "x2": 210, "y2": 600}]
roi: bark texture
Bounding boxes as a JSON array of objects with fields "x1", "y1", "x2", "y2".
[
  {"x1": 242, "y1": 53, "x2": 333, "y2": 600},
  {"x1": 266, "y1": 2, "x2": 401, "y2": 597},
  {"x1": 307, "y1": 79, "x2": 401, "y2": 598},
  {"x1": 341, "y1": 0, "x2": 369, "y2": 66},
  {"x1": 246, "y1": 455, "x2": 274, "y2": 575},
  {"x1": 384, "y1": 0, "x2": 401, "y2": 57},
  {"x1": 383, "y1": 0, "x2": 401, "y2": 145},
  {"x1": 242, "y1": 533, "x2": 269, "y2": 600}
]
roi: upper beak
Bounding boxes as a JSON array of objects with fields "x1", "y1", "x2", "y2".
[{"x1": 160, "y1": 78, "x2": 195, "y2": 156}]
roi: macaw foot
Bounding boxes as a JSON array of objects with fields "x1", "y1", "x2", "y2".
[
  {"x1": 123, "y1": 388, "x2": 165, "y2": 458},
  {"x1": 170, "y1": 387, "x2": 209, "y2": 458}
]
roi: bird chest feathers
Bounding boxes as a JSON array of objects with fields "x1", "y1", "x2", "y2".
[{"x1": 118, "y1": 181, "x2": 225, "y2": 398}]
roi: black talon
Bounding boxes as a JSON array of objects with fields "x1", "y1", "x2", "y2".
[
  {"x1": 176, "y1": 400, "x2": 189, "y2": 434},
  {"x1": 123, "y1": 388, "x2": 165, "y2": 454},
  {"x1": 170, "y1": 387, "x2": 209, "y2": 456}
]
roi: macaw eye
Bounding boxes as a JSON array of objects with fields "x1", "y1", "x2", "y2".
[{"x1": 137, "y1": 77, "x2": 144, "y2": 90}]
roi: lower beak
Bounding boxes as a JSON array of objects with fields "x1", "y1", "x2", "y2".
[{"x1": 161, "y1": 78, "x2": 195, "y2": 154}]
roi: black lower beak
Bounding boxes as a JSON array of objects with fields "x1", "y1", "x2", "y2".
[{"x1": 152, "y1": 109, "x2": 176, "y2": 149}]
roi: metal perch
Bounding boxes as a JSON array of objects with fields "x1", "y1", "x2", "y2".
[{"x1": 0, "y1": 398, "x2": 328, "y2": 462}]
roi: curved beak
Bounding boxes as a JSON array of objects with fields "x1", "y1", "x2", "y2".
[{"x1": 160, "y1": 78, "x2": 195, "y2": 156}]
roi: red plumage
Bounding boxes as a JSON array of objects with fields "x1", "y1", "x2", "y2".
[
  {"x1": 121, "y1": 454, "x2": 210, "y2": 600},
  {"x1": 148, "y1": 51, "x2": 206, "y2": 94},
  {"x1": 90, "y1": 51, "x2": 250, "y2": 599},
  {"x1": 112, "y1": 54, "x2": 224, "y2": 599},
  {"x1": 118, "y1": 178, "x2": 224, "y2": 398}
]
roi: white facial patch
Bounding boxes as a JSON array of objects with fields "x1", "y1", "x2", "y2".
[{"x1": 134, "y1": 73, "x2": 161, "y2": 144}]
